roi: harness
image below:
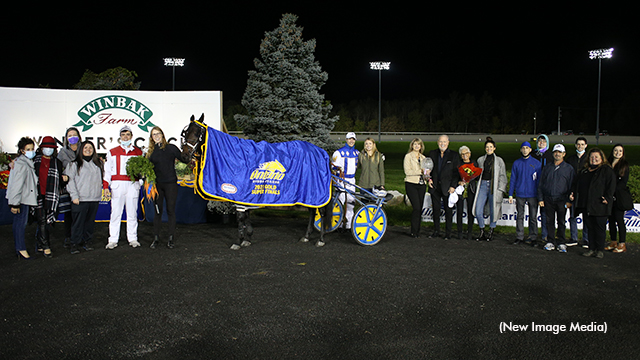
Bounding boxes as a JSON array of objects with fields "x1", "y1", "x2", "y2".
[{"x1": 181, "y1": 120, "x2": 207, "y2": 159}]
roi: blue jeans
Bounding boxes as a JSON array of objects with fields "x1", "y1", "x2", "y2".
[
  {"x1": 12, "y1": 204, "x2": 30, "y2": 252},
  {"x1": 475, "y1": 180, "x2": 496, "y2": 229}
]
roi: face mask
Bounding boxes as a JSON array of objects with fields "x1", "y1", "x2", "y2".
[
  {"x1": 82, "y1": 155, "x2": 93, "y2": 162},
  {"x1": 42, "y1": 148, "x2": 54, "y2": 157},
  {"x1": 24, "y1": 150, "x2": 36, "y2": 159},
  {"x1": 121, "y1": 140, "x2": 132, "y2": 147},
  {"x1": 577, "y1": 149, "x2": 585, "y2": 155},
  {"x1": 68, "y1": 136, "x2": 80, "y2": 145}
]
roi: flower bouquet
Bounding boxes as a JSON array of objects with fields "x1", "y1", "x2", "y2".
[{"x1": 458, "y1": 162, "x2": 482, "y2": 198}]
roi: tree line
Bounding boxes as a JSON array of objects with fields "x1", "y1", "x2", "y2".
[{"x1": 225, "y1": 89, "x2": 640, "y2": 136}]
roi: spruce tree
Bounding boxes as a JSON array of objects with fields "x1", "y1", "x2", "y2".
[{"x1": 235, "y1": 14, "x2": 337, "y2": 150}]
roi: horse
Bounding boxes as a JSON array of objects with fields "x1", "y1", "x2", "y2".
[{"x1": 180, "y1": 114, "x2": 335, "y2": 249}]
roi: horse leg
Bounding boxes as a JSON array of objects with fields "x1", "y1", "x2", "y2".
[
  {"x1": 315, "y1": 203, "x2": 330, "y2": 247},
  {"x1": 231, "y1": 208, "x2": 252, "y2": 250},
  {"x1": 240, "y1": 209, "x2": 253, "y2": 247},
  {"x1": 300, "y1": 209, "x2": 314, "y2": 243}
]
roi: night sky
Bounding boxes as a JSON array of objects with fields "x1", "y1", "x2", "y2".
[{"x1": 2, "y1": 4, "x2": 636, "y2": 105}]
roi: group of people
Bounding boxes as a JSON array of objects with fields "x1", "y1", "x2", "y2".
[
  {"x1": 6, "y1": 125, "x2": 188, "y2": 259},
  {"x1": 399, "y1": 134, "x2": 631, "y2": 258},
  {"x1": 7, "y1": 129, "x2": 632, "y2": 260}
]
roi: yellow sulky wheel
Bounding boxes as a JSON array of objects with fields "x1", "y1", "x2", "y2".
[
  {"x1": 314, "y1": 200, "x2": 344, "y2": 233},
  {"x1": 351, "y1": 204, "x2": 387, "y2": 245}
]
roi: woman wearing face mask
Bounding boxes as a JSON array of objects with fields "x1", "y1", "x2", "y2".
[
  {"x1": 57, "y1": 127, "x2": 82, "y2": 248},
  {"x1": 6, "y1": 137, "x2": 38, "y2": 259},
  {"x1": 358, "y1": 137, "x2": 385, "y2": 194},
  {"x1": 65, "y1": 141, "x2": 103, "y2": 254},
  {"x1": 33, "y1": 136, "x2": 67, "y2": 258},
  {"x1": 572, "y1": 148, "x2": 616, "y2": 259},
  {"x1": 606, "y1": 144, "x2": 631, "y2": 253},
  {"x1": 146, "y1": 126, "x2": 189, "y2": 249},
  {"x1": 472, "y1": 137, "x2": 507, "y2": 241}
]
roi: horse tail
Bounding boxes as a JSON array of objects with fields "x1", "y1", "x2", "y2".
[{"x1": 322, "y1": 191, "x2": 334, "y2": 232}]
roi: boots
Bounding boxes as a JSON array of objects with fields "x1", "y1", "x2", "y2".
[
  {"x1": 486, "y1": 228, "x2": 494, "y2": 241},
  {"x1": 167, "y1": 235, "x2": 175, "y2": 249},
  {"x1": 150, "y1": 235, "x2": 160, "y2": 249},
  {"x1": 476, "y1": 229, "x2": 486, "y2": 241},
  {"x1": 604, "y1": 241, "x2": 618, "y2": 251},
  {"x1": 613, "y1": 243, "x2": 627, "y2": 253}
]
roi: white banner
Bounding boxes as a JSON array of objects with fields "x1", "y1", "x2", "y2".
[
  {"x1": 421, "y1": 194, "x2": 640, "y2": 233},
  {"x1": 0, "y1": 87, "x2": 222, "y2": 153}
]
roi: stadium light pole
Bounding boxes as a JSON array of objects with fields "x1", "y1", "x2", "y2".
[
  {"x1": 163, "y1": 58, "x2": 185, "y2": 91},
  {"x1": 370, "y1": 61, "x2": 390, "y2": 143},
  {"x1": 588, "y1": 48, "x2": 613, "y2": 145}
]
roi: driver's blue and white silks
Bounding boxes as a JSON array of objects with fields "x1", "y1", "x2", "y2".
[{"x1": 196, "y1": 127, "x2": 332, "y2": 208}]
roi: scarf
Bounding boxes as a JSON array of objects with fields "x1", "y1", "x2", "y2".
[{"x1": 34, "y1": 155, "x2": 62, "y2": 224}]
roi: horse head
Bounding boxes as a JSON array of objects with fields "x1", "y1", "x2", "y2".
[{"x1": 181, "y1": 113, "x2": 207, "y2": 160}]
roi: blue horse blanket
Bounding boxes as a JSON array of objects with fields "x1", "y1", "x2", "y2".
[{"x1": 196, "y1": 127, "x2": 332, "y2": 208}]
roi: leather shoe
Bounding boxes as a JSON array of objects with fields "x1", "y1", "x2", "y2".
[{"x1": 429, "y1": 231, "x2": 440, "y2": 239}]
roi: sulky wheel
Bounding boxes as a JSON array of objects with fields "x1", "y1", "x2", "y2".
[
  {"x1": 351, "y1": 205, "x2": 387, "y2": 245},
  {"x1": 314, "y1": 199, "x2": 344, "y2": 233}
]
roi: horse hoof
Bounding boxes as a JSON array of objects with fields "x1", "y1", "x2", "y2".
[
  {"x1": 240, "y1": 240, "x2": 251, "y2": 247},
  {"x1": 315, "y1": 241, "x2": 325, "y2": 247},
  {"x1": 299, "y1": 237, "x2": 309, "y2": 243},
  {"x1": 230, "y1": 244, "x2": 241, "y2": 250}
]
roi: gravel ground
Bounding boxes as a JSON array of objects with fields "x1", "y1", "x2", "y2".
[{"x1": 1, "y1": 215, "x2": 639, "y2": 359}]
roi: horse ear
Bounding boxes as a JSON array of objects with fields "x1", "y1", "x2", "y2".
[
  {"x1": 190, "y1": 115, "x2": 195, "y2": 122},
  {"x1": 199, "y1": 113, "x2": 205, "y2": 123}
]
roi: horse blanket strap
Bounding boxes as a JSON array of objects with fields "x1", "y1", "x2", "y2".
[{"x1": 196, "y1": 127, "x2": 332, "y2": 208}]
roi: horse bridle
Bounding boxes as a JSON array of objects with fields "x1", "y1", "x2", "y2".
[{"x1": 181, "y1": 121, "x2": 206, "y2": 159}]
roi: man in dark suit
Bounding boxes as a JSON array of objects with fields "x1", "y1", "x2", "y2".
[{"x1": 428, "y1": 135, "x2": 460, "y2": 239}]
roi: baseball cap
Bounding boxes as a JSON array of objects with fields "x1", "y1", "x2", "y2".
[
  {"x1": 553, "y1": 144, "x2": 566, "y2": 152},
  {"x1": 346, "y1": 132, "x2": 357, "y2": 140}
]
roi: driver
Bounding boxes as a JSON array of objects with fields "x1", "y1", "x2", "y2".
[
  {"x1": 331, "y1": 132, "x2": 359, "y2": 231},
  {"x1": 103, "y1": 125, "x2": 143, "y2": 249}
]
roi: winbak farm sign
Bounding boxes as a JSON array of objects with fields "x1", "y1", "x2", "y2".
[
  {"x1": 75, "y1": 95, "x2": 156, "y2": 132},
  {"x1": 0, "y1": 87, "x2": 221, "y2": 153}
]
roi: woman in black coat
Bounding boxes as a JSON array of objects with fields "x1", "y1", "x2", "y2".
[
  {"x1": 572, "y1": 148, "x2": 616, "y2": 259},
  {"x1": 606, "y1": 144, "x2": 631, "y2": 253}
]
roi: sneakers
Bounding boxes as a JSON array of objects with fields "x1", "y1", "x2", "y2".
[
  {"x1": 581, "y1": 241, "x2": 589, "y2": 249},
  {"x1": 544, "y1": 242, "x2": 555, "y2": 251},
  {"x1": 604, "y1": 241, "x2": 618, "y2": 251},
  {"x1": 596, "y1": 251, "x2": 604, "y2": 259},
  {"x1": 557, "y1": 244, "x2": 567, "y2": 253},
  {"x1": 565, "y1": 240, "x2": 578, "y2": 247},
  {"x1": 129, "y1": 241, "x2": 141, "y2": 248},
  {"x1": 613, "y1": 243, "x2": 627, "y2": 253},
  {"x1": 582, "y1": 250, "x2": 596, "y2": 257},
  {"x1": 105, "y1": 242, "x2": 118, "y2": 250}
]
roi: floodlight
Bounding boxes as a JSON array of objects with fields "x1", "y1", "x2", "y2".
[
  {"x1": 370, "y1": 62, "x2": 391, "y2": 71},
  {"x1": 164, "y1": 58, "x2": 185, "y2": 67},
  {"x1": 588, "y1": 48, "x2": 614, "y2": 60}
]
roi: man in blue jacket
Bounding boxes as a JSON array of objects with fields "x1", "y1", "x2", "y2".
[{"x1": 509, "y1": 141, "x2": 541, "y2": 245}]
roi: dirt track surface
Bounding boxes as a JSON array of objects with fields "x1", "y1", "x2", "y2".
[{"x1": 1, "y1": 216, "x2": 639, "y2": 359}]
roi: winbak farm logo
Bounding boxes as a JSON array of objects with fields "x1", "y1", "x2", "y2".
[{"x1": 74, "y1": 95, "x2": 156, "y2": 132}]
